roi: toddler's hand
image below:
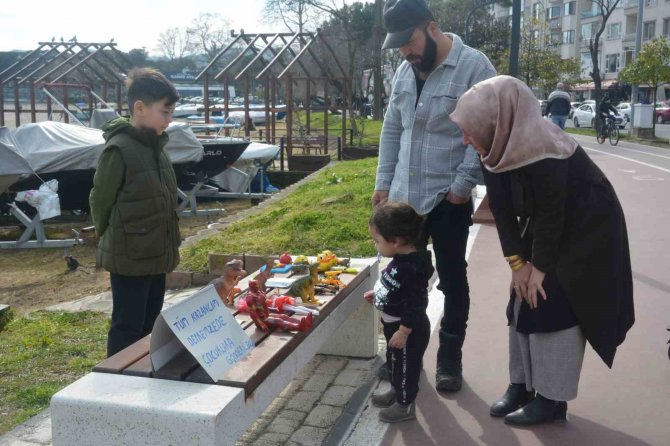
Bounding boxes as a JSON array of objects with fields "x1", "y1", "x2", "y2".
[
  {"x1": 388, "y1": 330, "x2": 409, "y2": 349},
  {"x1": 363, "y1": 290, "x2": 374, "y2": 304}
]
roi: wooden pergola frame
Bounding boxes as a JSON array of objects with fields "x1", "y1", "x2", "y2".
[
  {"x1": 0, "y1": 40, "x2": 132, "y2": 127},
  {"x1": 195, "y1": 29, "x2": 352, "y2": 154}
]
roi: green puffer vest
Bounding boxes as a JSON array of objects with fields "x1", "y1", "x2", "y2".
[{"x1": 99, "y1": 132, "x2": 181, "y2": 276}]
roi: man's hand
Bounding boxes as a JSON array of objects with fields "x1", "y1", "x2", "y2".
[
  {"x1": 445, "y1": 191, "x2": 470, "y2": 205},
  {"x1": 371, "y1": 190, "x2": 389, "y2": 208}
]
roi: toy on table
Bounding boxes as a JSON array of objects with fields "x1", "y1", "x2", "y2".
[
  {"x1": 268, "y1": 295, "x2": 320, "y2": 316},
  {"x1": 319, "y1": 271, "x2": 346, "y2": 289},
  {"x1": 210, "y1": 259, "x2": 246, "y2": 306},
  {"x1": 244, "y1": 280, "x2": 313, "y2": 332},
  {"x1": 238, "y1": 294, "x2": 320, "y2": 316},
  {"x1": 253, "y1": 259, "x2": 274, "y2": 291},
  {"x1": 316, "y1": 250, "x2": 350, "y2": 272},
  {"x1": 286, "y1": 262, "x2": 322, "y2": 305}
]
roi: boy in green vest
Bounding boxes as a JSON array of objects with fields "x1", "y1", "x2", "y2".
[{"x1": 90, "y1": 68, "x2": 181, "y2": 357}]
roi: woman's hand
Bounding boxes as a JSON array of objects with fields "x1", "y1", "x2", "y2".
[
  {"x1": 509, "y1": 261, "x2": 532, "y2": 301},
  {"x1": 526, "y1": 265, "x2": 547, "y2": 309}
]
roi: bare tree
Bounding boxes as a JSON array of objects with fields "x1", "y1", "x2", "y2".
[
  {"x1": 584, "y1": 0, "x2": 621, "y2": 124},
  {"x1": 187, "y1": 13, "x2": 232, "y2": 60},
  {"x1": 264, "y1": 0, "x2": 317, "y2": 33},
  {"x1": 156, "y1": 27, "x2": 193, "y2": 61}
]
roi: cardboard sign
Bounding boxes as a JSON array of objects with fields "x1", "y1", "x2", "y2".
[{"x1": 153, "y1": 284, "x2": 254, "y2": 381}]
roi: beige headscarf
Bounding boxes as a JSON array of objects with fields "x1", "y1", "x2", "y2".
[{"x1": 449, "y1": 75, "x2": 577, "y2": 173}]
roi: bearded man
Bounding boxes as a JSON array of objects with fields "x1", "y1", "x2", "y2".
[{"x1": 372, "y1": 0, "x2": 496, "y2": 392}]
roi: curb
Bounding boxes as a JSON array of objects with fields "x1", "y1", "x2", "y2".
[{"x1": 323, "y1": 356, "x2": 385, "y2": 446}]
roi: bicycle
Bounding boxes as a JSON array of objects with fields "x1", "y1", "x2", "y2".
[{"x1": 596, "y1": 113, "x2": 620, "y2": 146}]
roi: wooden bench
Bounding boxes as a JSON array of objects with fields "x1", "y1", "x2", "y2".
[
  {"x1": 291, "y1": 134, "x2": 329, "y2": 155},
  {"x1": 51, "y1": 258, "x2": 379, "y2": 446}
]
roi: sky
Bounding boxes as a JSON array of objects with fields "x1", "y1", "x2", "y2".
[{"x1": 0, "y1": 0, "x2": 286, "y2": 54}]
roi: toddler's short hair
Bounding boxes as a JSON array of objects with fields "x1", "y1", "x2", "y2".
[
  {"x1": 126, "y1": 68, "x2": 179, "y2": 115},
  {"x1": 369, "y1": 201, "x2": 428, "y2": 248}
]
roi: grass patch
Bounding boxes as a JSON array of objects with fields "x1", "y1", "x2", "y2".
[
  {"x1": 180, "y1": 158, "x2": 379, "y2": 273},
  {"x1": 0, "y1": 311, "x2": 108, "y2": 435},
  {"x1": 294, "y1": 112, "x2": 383, "y2": 147}
]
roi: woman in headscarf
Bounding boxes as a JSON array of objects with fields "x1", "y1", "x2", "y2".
[{"x1": 450, "y1": 76, "x2": 634, "y2": 426}]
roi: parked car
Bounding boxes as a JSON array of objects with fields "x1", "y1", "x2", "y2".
[
  {"x1": 573, "y1": 103, "x2": 625, "y2": 129},
  {"x1": 616, "y1": 102, "x2": 631, "y2": 124},
  {"x1": 654, "y1": 101, "x2": 670, "y2": 124},
  {"x1": 568, "y1": 101, "x2": 582, "y2": 119}
]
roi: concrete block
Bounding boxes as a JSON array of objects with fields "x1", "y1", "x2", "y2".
[
  {"x1": 303, "y1": 404, "x2": 343, "y2": 428},
  {"x1": 254, "y1": 433, "x2": 290, "y2": 445},
  {"x1": 301, "y1": 374, "x2": 336, "y2": 393},
  {"x1": 51, "y1": 373, "x2": 246, "y2": 446},
  {"x1": 191, "y1": 272, "x2": 220, "y2": 287},
  {"x1": 333, "y1": 369, "x2": 369, "y2": 387},
  {"x1": 344, "y1": 358, "x2": 377, "y2": 372},
  {"x1": 319, "y1": 260, "x2": 379, "y2": 357},
  {"x1": 265, "y1": 416, "x2": 301, "y2": 435},
  {"x1": 320, "y1": 385, "x2": 357, "y2": 407},
  {"x1": 288, "y1": 426, "x2": 329, "y2": 446},
  {"x1": 284, "y1": 391, "x2": 321, "y2": 412},
  {"x1": 276, "y1": 409, "x2": 308, "y2": 423},
  {"x1": 313, "y1": 357, "x2": 348, "y2": 376},
  {"x1": 165, "y1": 271, "x2": 192, "y2": 290},
  {"x1": 208, "y1": 253, "x2": 243, "y2": 275}
]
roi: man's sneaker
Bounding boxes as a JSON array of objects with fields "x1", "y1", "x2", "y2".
[
  {"x1": 371, "y1": 387, "x2": 396, "y2": 408},
  {"x1": 379, "y1": 401, "x2": 416, "y2": 423}
]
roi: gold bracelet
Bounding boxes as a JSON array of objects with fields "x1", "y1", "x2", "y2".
[
  {"x1": 505, "y1": 255, "x2": 523, "y2": 264},
  {"x1": 509, "y1": 259, "x2": 525, "y2": 268},
  {"x1": 510, "y1": 261, "x2": 527, "y2": 272}
]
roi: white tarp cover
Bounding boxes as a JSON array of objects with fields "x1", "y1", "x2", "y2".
[
  {"x1": 11, "y1": 121, "x2": 203, "y2": 173},
  {"x1": 0, "y1": 127, "x2": 34, "y2": 194},
  {"x1": 211, "y1": 142, "x2": 280, "y2": 193}
]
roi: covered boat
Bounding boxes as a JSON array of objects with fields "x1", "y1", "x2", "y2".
[
  {"x1": 0, "y1": 127, "x2": 33, "y2": 195},
  {"x1": 4, "y1": 121, "x2": 204, "y2": 211}
]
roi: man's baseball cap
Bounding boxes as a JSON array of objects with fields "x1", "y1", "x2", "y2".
[{"x1": 382, "y1": 0, "x2": 435, "y2": 50}]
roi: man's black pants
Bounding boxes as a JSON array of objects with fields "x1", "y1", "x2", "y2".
[
  {"x1": 383, "y1": 314, "x2": 431, "y2": 405},
  {"x1": 426, "y1": 199, "x2": 473, "y2": 373},
  {"x1": 107, "y1": 273, "x2": 166, "y2": 357}
]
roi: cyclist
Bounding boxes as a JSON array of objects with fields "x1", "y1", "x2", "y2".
[{"x1": 598, "y1": 94, "x2": 619, "y2": 135}]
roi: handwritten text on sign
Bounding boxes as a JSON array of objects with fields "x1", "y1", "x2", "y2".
[{"x1": 161, "y1": 285, "x2": 254, "y2": 381}]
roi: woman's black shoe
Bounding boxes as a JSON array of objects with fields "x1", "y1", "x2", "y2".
[
  {"x1": 490, "y1": 383, "x2": 535, "y2": 417},
  {"x1": 504, "y1": 394, "x2": 567, "y2": 426}
]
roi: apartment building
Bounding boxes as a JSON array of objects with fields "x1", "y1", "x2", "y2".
[{"x1": 494, "y1": 0, "x2": 670, "y2": 100}]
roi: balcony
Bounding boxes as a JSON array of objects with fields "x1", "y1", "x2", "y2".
[
  {"x1": 549, "y1": 19, "x2": 562, "y2": 29},
  {"x1": 624, "y1": 0, "x2": 639, "y2": 8},
  {"x1": 623, "y1": 32, "x2": 637, "y2": 42},
  {"x1": 581, "y1": 10, "x2": 601, "y2": 19}
]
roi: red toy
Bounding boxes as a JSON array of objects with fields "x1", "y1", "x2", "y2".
[
  {"x1": 279, "y1": 252, "x2": 293, "y2": 264},
  {"x1": 245, "y1": 281, "x2": 313, "y2": 332}
]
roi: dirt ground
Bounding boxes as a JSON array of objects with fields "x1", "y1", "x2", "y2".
[{"x1": 0, "y1": 199, "x2": 253, "y2": 313}]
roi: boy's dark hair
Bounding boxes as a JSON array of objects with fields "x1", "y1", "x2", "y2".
[
  {"x1": 126, "y1": 68, "x2": 179, "y2": 115},
  {"x1": 369, "y1": 201, "x2": 428, "y2": 249}
]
